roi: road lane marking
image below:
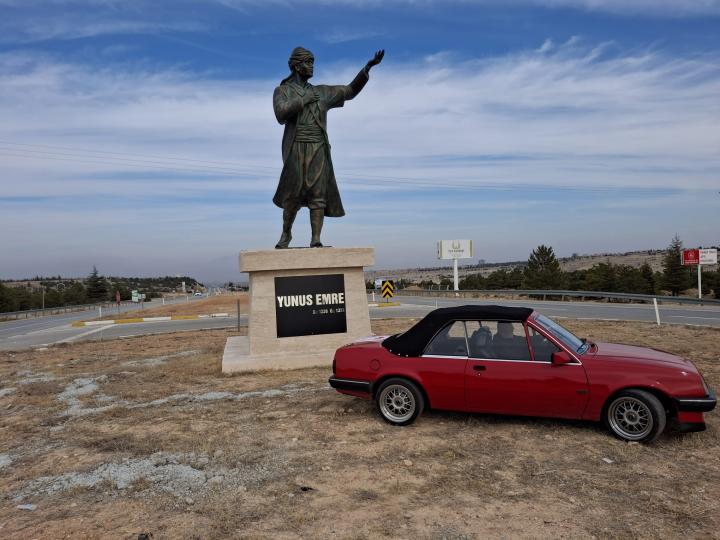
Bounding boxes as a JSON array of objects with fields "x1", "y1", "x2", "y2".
[{"x1": 56, "y1": 325, "x2": 116, "y2": 344}]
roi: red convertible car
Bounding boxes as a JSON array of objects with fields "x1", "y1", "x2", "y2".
[{"x1": 329, "y1": 305, "x2": 716, "y2": 443}]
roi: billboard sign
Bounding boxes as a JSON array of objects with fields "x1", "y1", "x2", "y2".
[
  {"x1": 700, "y1": 248, "x2": 718, "y2": 265},
  {"x1": 683, "y1": 248, "x2": 718, "y2": 265},
  {"x1": 274, "y1": 274, "x2": 347, "y2": 338},
  {"x1": 437, "y1": 239, "x2": 473, "y2": 260}
]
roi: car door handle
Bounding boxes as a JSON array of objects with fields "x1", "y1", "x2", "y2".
[{"x1": 472, "y1": 365, "x2": 486, "y2": 371}]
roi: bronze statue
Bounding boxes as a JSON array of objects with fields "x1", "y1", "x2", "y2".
[{"x1": 272, "y1": 47, "x2": 384, "y2": 248}]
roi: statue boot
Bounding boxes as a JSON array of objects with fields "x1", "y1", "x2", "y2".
[
  {"x1": 310, "y1": 209, "x2": 324, "y2": 248},
  {"x1": 275, "y1": 209, "x2": 296, "y2": 249}
]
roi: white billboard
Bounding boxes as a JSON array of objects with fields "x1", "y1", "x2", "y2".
[
  {"x1": 700, "y1": 248, "x2": 718, "y2": 265},
  {"x1": 437, "y1": 240, "x2": 473, "y2": 260}
]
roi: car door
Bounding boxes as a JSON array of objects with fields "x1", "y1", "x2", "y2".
[
  {"x1": 416, "y1": 320, "x2": 468, "y2": 411},
  {"x1": 464, "y1": 320, "x2": 589, "y2": 419}
]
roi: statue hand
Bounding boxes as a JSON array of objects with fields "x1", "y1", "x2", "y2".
[{"x1": 366, "y1": 49, "x2": 384, "y2": 69}]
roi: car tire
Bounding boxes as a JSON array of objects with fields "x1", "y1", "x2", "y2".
[
  {"x1": 375, "y1": 378, "x2": 424, "y2": 426},
  {"x1": 604, "y1": 389, "x2": 666, "y2": 443}
]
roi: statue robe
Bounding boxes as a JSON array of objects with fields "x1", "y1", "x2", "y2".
[{"x1": 272, "y1": 68, "x2": 369, "y2": 217}]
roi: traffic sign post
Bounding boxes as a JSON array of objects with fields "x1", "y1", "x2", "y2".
[
  {"x1": 381, "y1": 280, "x2": 395, "y2": 302},
  {"x1": 682, "y1": 248, "x2": 717, "y2": 299}
]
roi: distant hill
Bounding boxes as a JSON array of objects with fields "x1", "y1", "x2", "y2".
[{"x1": 367, "y1": 248, "x2": 717, "y2": 283}]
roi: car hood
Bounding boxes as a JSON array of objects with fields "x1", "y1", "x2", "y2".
[{"x1": 593, "y1": 342, "x2": 693, "y2": 368}]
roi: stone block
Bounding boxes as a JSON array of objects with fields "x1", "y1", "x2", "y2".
[{"x1": 222, "y1": 247, "x2": 374, "y2": 373}]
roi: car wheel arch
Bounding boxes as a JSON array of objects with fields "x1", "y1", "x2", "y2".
[
  {"x1": 372, "y1": 374, "x2": 431, "y2": 410},
  {"x1": 602, "y1": 386, "x2": 676, "y2": 419}
]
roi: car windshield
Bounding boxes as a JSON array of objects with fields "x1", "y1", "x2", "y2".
[{"x1": 535, "y1": 314, "x2": 589, "y2": 354}]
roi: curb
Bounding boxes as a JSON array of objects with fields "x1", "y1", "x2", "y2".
[
  {"x1": 72, "y1": 313, "x2": 230, "y2": 327},
  {"x1": 369, "y1": 302, "x2": 401, "y2": 308}
]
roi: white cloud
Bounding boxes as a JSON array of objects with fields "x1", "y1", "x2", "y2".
[
  {"x1": 5, "y1": 0, "x2": 718, "y2": 17},
  {"x1": 210, "y1": 0, "x2": 720, "y2": 16},
  {"x1": 0, "y1": 41, "x2": 718, "y2": 277},
  {"x1": 0, "y1": 18, "x2": 206, "y2": 44},
  {"x1": 320, "y1": 28, "x2": 383, "y2": 44}
]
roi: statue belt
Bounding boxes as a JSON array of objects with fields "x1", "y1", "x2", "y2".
[{"x1": 294, "y1": 123, "x2": 325, "y2": 143}]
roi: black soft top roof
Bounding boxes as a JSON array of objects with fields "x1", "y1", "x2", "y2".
[{"x1": 382, "y1": 305, "x2": 534, "y2": 357}]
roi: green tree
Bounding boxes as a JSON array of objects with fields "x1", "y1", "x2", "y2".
[
  {"x1": 522, "y1": 245, "x2": 564, "y2": 289},
  {"x1": 0, "y1": 283, "x2": 17, "y2": 312},
  {"x1": 615, "y1": 265, "x2": 648, "y2": 293},
  {"x1": 418, "y1": 279, "x2": 437, "y2": 289},
  {"x1": 585, "y1": 262, "x2": 616, "y2": 291},
  {"x1": 700, "y1": 270, "x2": 719, "y2": 299},
  {"x1": 486, "y1": 269, "x2": 523, "y2": 290},
  {"x1": 459, "y1": 273, "x2": 486, "y2": 290},
  {"x1": 565, "y1": 269, "x2": 588, "y2": 290},
  {"x1": 86, "y1": 266, "x2": 109, "y2": 301},
  {"x1": 63, "y1": 282, "x2": 87, "y2": 305},
  {"x1": 506, "y1": 267, "x2": 523, "y2": 289},
  {"x1": 639, "y1": 263, "x2": 656, "y2": 295},
  {"x1": 661, "y1": 236, "x2": 691, "y2": 296},
  {"x1": 439, "y1": 277, "x2": 453, "y2": 290}
]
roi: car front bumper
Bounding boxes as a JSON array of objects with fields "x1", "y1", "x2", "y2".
[{"x1": 674, "y1": 389, "x2": 717, "y2": 413}]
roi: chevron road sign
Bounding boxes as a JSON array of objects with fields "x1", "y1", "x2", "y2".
[{"x1": 381, "y1": 280, "x2": 395, "y2": 299}]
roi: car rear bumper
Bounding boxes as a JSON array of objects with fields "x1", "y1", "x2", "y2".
[
  {"x1": 674, "y1": 389, "x2": 717, "y2": 413},
  {"x1": 328, "y1": 377, "x2": 371, "y2": 394}
]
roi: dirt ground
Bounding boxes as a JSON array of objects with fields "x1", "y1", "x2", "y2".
[
  {"x1": 99, "y1": 294, "x2": 248, "y2": 320},
  {"x1": 0, "y1": 319, "x2": 718, "y2": 539}
]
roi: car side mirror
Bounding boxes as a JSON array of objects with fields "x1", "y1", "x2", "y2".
[{"x1": 551, "y1": 351, "x2": 572, "y2": 365}]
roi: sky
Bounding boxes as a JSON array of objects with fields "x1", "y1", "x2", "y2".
[{"x1": 0, "y1": 0, "x2": 719, "y2": 283}]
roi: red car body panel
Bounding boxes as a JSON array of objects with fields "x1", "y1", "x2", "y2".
[{"x1": 331, "y1": 310, "x2": 715, "y2": 432}]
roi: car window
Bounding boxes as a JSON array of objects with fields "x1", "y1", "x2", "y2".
[
  {"x1": 528, "y1": 326, "x2": 560, "y2": 362},
  {"x1": 467, "y1": 320, "x2": 531, "y2": 361},
  {"x1": 424, "y1": 321, "x2": 468, "y2": 357}
]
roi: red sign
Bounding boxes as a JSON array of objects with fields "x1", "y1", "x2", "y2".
[{"x1": 682, "y1": 249, "x2": 700, "y2": 265}]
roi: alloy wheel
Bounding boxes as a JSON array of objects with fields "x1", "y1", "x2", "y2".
[
  {"x1": 379, "y1": 384, "x2": 416, "y2": 423},
  {"x1": 608, "y1": 396, "x2": 654, "y2": 441}
]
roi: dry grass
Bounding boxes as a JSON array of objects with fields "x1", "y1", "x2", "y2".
[
  {"x1": 97, "y1": 293, "x2": 248, "y2": 320},
  {"x1": 0, "y1": 320, "x2": 718, "y2": 539}
]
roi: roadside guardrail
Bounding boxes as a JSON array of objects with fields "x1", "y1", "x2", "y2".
[
  {"x1": 0, "y1": 300, "x2": 148, "y2": 321},
  {"x1": 368, "y1": 289, "x2": 720, "y2": 307}
]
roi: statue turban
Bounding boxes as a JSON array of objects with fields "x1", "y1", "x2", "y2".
[{"x1": 288, "y1": 46, "x2": 314, "y2": 70}]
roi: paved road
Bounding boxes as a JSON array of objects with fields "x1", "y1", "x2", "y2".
[
  {"x1": 0, "y1": 296, "x2": 212, "y2": 351},
  {"x1": 2, "y1": 295, "x2": 718, "y2": 351},
  {"x1": 374, "y1": 295, "x2": 720, "y2": 328}
]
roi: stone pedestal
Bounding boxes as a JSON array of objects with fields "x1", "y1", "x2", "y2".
[{"x1": 222, "y1": 247, "x2": 374, "y2": 373}]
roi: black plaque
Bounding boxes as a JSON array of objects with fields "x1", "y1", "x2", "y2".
[{"x1": 275, "y1": 274, "x2": 347, "y2": 338}]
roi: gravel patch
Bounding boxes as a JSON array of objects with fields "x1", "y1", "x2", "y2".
[
  {"x1": 16, "y1": 370, "x2": 56, "y2": 385},
  {"x1": 57, "y1": 376, "x2": 119, "y2": 416},
  {"x1": 126, "y1": 385, "x2": 325, "y2": 411},
  {"x1": 55, "y1": 375, "x2": 326, "y2": 417},
  {"x1": 0, "y1": 454, "x2": 12, "y2": 469},
  {"x1": 121, "y1": 350, "x2": 199, "y2": 368},
  {"x1": 18, "y1": 451, "x2": 282, "y2": 501}
]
